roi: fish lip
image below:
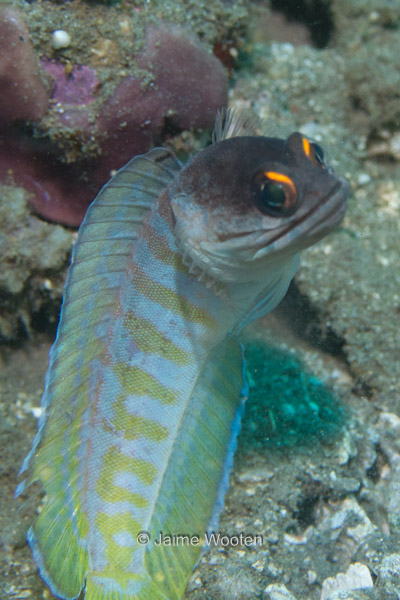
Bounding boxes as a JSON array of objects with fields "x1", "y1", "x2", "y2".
[
  {"x1": 176, "y1": 177, "x2": 349, "y2": 277},
  {"x1": 216, "y1": 178, "x2": 349, "y2": 252},
  {"x1": 303, "y1": 178, "x2": 349, "y2": 238},
  {"x1": 261, "y1": 177, "x2": 349, "y2": 250}
]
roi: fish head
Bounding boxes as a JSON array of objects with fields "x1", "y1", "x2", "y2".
[{"x1": 169, "y1": 133, "x2": 349, "y2": 283}]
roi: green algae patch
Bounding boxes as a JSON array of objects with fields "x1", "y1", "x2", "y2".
[{"x1": 240, "y1": 342, "x2": 344, "y2": 449}]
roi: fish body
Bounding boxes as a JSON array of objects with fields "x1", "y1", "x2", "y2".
[{"x1": 17, "y1": 111, "x2": 349, "y2": 600}]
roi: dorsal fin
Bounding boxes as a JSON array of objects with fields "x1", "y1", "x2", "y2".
[
  {"x1": 17, "y1": 146, "x2": 182, "y2": 484},
  {"x1": 212, "y1": 107, "x2": 264, "y2": 142},
  {"x1": 80, "y1": 147, "x2": 182, "y2": 244},
  {"x1": 15, "y1": 147, "x2": 182, "y2": 599}
]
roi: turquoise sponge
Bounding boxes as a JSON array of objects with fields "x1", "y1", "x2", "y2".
[{"x1": 241, "y1": 342, "x2": 344, "y2": 449}]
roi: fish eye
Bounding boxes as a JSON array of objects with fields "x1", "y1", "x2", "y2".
[
  {"x1": 251, "y1": 171, "x2": 299, "y2": 217},
  {"x1": 302, "y1": 136, "x2": 326, "y2": 168},
  {"x1": 311, "y1": 142, "x2": 325, "y2": 165}
]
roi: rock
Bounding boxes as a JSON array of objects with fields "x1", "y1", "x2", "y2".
[
  {"x1": 263, "y1": 583, "x2": 298, "y2": 600},
  {"x1": 375, "y1": 553, "x2": 400, "y2": 598},
  {"x1": 320, "y1": 563, "x2": 373, "y2": 600}
]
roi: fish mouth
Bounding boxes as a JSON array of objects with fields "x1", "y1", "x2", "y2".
[
  {"x1": 253, "y1": 177, "x2": 349, "y2": 258},
  {"x1": 173, "y1": 177, "x2": 349, "y2": 284},
  {"x1": 300, "y1": 179, "x2": 349, "y2": 239}
]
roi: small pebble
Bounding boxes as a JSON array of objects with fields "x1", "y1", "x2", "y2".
[
  {"x1": 357, "y1": 173, "x2": 371, "y2": 186},
  {"x1": 263, "y1": 583, "x2": 297, "y2": 600},
  {"x1": 51, "y1": 30, "x2": 71, "y2": 50},
  {"x1": 307, "y1": 570, "x2": 317, "y2": 585}
]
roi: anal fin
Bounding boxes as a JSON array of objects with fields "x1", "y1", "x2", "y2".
[{"x1": 144, "y1": 336, "x2": 245, "y2": 599}]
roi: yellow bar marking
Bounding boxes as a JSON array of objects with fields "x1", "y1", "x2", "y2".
[
  {"x1": 97, "y1": 451, "x2": 149, "y2": 507},
  {"x1": 96, "y1": 511, "x2": 142, "y2": 572},
  {"x1": 142, "y1": 223, "x2": 187, "y2": 273},
  {"x1": 103, "y1": 395, "x2": 169, "y2": 442},
  {"x1": 135, "y1": 268, "x2": 216, "y2": 328},
  {"x1": 114, "y1": 362, "x2": 178, "y2": 405},
  {"x1": 123, "y1": 312, "x2": 192, "y2": 366},
  {"x1": 100, "y1": 445, "x2": 157, "y2": 487}
]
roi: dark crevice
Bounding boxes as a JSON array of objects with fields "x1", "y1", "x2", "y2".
[
  {"x1": 366, "y1": 456, "x2": 380, "y2": 484},
  {"x1": 159, "y1": 117, "x2": 182, "y2": 140},
  {"x1": 0, "y1": 268, "x2": 65, "y2": 347},
  {"x1": 30, "y1": 301, "x2": 61, "y2": 338},
  {"x1": 275, "y1": 281, "x2": 379, "y2": 401},
  {"x1": 352, "y1": 379, "x2": 374, "y2": 400},
  {"x1": 293, "y1": 492, "x2": 320, "y2": 527},
  {"x1": 366, "y1": 444, "x2": 390, "y2": 484},
  {"x1": 275, "y1": 280, "x2": 346, "y2": 359},
  {"x1": 270, "y1": 0, "x2": 334, "y2": 48}
]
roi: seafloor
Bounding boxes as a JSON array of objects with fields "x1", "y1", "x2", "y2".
[{"x1": 1, "y1": 1, "x2": 400, "y2": 599}]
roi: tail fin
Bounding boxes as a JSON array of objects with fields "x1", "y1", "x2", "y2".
[
  {"x1": 85, "y1": 572, "x2": 169, "y2": 600},
  {"x1": 27, "y1": 501, "x2": 88, "y2": 599}
]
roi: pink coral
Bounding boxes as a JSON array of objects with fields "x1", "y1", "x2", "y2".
[
  {"x1": 95, "y1": 27, "x2": 228, "y2": 181},
  {"x1": 0, "y1": 128, "x2": 96, "y2": 226},
  {"x1": 41, "y1": 59, "x2": 100, "y2": 106},
  {"x1": 141, "y1": 27, "x2": 229, "y2": 130}
]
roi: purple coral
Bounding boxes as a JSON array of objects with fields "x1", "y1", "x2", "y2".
[
  {"x1": 142, "y1": 26, "x2": 229, "y2": 130},
  {"x1": 41, "y1": 59, "x2": 100, "y2": 106},
  {"x1": 0, "y1": 16, "x2": 228, "y2": 226},
  {"x1": 96, "y1": 26, "x2": 228, "y2": 182}
]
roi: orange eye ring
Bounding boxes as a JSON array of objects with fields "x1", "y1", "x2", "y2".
[{"x1": 251, "y1": 170, "x2": 299, "y2": 217}]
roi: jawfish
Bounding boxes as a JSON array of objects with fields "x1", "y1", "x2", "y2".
[{"x1": 17, "y1": 110, "x2": 349, "y2": 600}]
